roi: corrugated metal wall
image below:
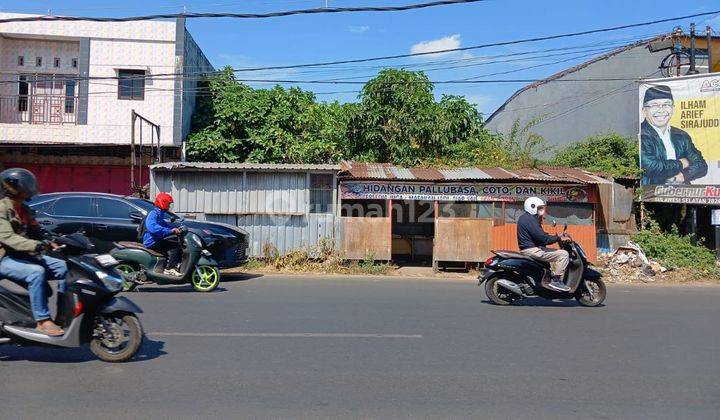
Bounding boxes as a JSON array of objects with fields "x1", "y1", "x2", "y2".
[{"x1": 151, "y1": 169, "x2": 336, "y2": 257}]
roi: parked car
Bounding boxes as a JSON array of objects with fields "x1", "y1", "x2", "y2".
[{"x1": 28, "y1": 192, "x2": 249, "y2": 268}]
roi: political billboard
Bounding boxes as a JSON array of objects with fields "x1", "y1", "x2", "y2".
[{"x1": 639, "y1": 73, "x2": 720, "y2": 204}]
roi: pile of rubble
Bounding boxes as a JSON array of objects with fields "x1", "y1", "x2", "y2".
[{"x1": 599, "y1": 241, "x2": 670, "y2": 283}]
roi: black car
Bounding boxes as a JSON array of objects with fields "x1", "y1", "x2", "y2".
[{"x1": 28, "y1": 192, "x2": 249, "y2": 268}]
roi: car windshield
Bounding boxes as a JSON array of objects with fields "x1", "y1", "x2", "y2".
[{"x1": 128, "y1": 198, "x2": 181, "y2": 221}]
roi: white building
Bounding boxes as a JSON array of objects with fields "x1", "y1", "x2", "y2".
[{"x1": 0, "y1": 13, "x2": 213, "y2": 194}]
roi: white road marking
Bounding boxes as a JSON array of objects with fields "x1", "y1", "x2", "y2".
[{"x1": 149, "y1": 332, "x2": 423, "y2": 339}]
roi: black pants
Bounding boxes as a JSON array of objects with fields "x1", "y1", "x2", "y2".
[{"x1": 150, "y1": 238, "x2": 182, "y2": 269}]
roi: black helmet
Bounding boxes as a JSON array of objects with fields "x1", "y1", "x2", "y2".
[{"x1": 1, "y1": 168, "x2": 39, "y2": 199}]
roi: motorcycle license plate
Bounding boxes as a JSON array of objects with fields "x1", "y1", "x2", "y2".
[{"x1": 95, "y1": 254, "x2": 119, "y2": 267}]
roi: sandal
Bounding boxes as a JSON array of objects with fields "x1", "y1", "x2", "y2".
[{"x1": 36, "y1": 322, "x2": 65, "y2": 337}]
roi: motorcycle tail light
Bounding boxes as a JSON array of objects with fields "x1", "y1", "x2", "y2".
[
  {"x1": 484, "y1": 256, "x2": 495, "y2": 267},
  {"x1": 73, "y1": 300, "x2": 83, "y2": 318}
]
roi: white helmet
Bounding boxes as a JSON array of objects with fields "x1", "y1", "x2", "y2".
[{"x1": 524, "y1": 196, "x2": 545, "y2": 216}]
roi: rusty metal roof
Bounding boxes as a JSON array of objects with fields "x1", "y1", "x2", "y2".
[
  {"x1": 152, "y1": 162, "x2": 340, "y2": 172},
  {"x1": 338, "y1": 161, "x2": 611, "y2": 184}
]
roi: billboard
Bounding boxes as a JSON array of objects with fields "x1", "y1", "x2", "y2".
[
  {"x1": 639, "y1": 74, "x2": 720, "y2": 204},
  {"x1": 340, "y1": 181, "x2": 592, "y2": 202}
]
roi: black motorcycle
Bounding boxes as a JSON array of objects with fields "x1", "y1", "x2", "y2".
[
  {"x1": 479, "y1": 225, "x2": 606, "y2": 307},
  {"x1": 0, "y1": 232, "x2": 144, "y2": 362}
]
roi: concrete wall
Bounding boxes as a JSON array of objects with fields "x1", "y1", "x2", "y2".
[
  {"x1": 180, "y1": 29, "x2": 214, "y2": 142},
  {"x1": 151, "y1": 169, "x2": 338, "y2": 257},
  {"x1": 485, "y1": 45, "x2": 673, "y2": 150},
  {"x1": 0, "y1": 13, "x2": 208, "y2": 148}
]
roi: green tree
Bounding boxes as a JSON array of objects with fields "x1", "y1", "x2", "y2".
[
  {"x1": 186, "y1": 67, "x2": 348, "y2": 164},
  {"x1": 186, "y1": 67, "x2": 547, "y2": 168},
  {"x1": 551, "y1": 133, "x2": 639, "y2": 177},
  {"x1": 348, "y1": 69, "x2": 438, "y2": 165}
]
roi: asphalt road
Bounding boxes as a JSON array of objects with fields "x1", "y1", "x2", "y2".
[{"x1": 1, "y1": 275, "x2": 719, "y2": 419}]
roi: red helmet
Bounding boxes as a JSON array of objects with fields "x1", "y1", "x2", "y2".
[{"x1": 154, "y1": 192, "x2": 174, "y2": 211}]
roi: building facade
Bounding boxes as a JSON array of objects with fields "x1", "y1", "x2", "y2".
[
  {"x1": 0, "y1": 14, "x2": 213, "y2": 194},
  {"x1": 485, "y1": 34, "x2": 719, "y2": 150},
  {"x1": 152, "y1": 161, "x2": 634, "y2": 264}
]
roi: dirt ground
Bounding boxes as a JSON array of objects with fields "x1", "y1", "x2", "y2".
[{"x1": 225, "y1": 257, "x2": 720, "y2": 285}]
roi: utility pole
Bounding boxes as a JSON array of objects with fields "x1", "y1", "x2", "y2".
[
  {"x1": 708, "y1": 25, "x2": 714, "y2": 74},
  {"x1": 689, "y1": 23, "x2": 698, "y2": 74}
]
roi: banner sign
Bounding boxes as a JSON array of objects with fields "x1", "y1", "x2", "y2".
[
  {"x1": 639, "y1": 74, "x2": 720, "y2": 204},
  {"x1": 340, "y1": 181, "x2": 590, "y2": 202}
]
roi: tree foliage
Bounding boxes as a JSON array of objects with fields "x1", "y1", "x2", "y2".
[
  {"x1": 186, "y1": 67, "x2": 536, "y2": 167},
  {"x1": 550, "y1": 133, "x2": 640, "y2": 177}
]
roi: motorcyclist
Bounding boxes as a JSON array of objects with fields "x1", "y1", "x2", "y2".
[
  {"x1": 0, "y1": 168, "x2": 67, "y2": 336},
  {"x1": 142, "y1": 192, "x2": 183, "y2": 276},
  {"x1": 517, "y1": 197, "x2": 572, "y2": 292}
]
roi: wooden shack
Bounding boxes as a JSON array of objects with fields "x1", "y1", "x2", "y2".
[{"x1": 337, "y1": 162, "x2": 612, "y2": 268}]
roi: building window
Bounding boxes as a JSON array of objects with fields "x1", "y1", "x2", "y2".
[
  {"x1": 309, "y1": 173, "x2": 333, "y2": 213},
  {"x1": 65, "y1": 80, "x2": 76, "y2": 113},
  {"x1": 35, "y1": 57, "x2": 42, "y2": 67},
  {"x1": 118, "y1": 69, "x2": 145, "y2": 100},
  {"x1": 546, "y1": 203, "x2": 595, "y2": 226},
  {"x1": 18, "y1": 75, "x2": 28, "y2": 112},
  {"x1": 71, "y1": 58, "x2": 78, "y2": 68},
  {"x1": 17, "y1": 56, "x2": 24, "y2": 66},
  {"x1": 54, "y1": 57, "x2": 60, "y2": 68}
]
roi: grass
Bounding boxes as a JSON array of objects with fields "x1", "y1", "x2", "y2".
[{"x1": 243, "y1": 239, "x2": 395, "y2": 276}]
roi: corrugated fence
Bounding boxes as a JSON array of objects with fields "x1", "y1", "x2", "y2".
[{"x1": 151, "y1": 167, "x2": 338, "y2": 257}]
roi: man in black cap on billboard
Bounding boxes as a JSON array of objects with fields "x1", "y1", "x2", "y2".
[{"x1": 640, "y1": 84, "x2": 707, "y2": 185}]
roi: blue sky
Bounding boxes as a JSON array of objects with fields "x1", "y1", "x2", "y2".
[{"x1": 2, "y1": 0, "x2": 719, "y2": 116}]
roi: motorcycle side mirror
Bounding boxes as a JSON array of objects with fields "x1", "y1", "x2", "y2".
[{"x1": 129, "y1": 211, "x2": 144, "y2": 224}]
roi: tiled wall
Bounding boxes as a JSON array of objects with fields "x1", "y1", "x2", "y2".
[{"x1": 0, "y1": 13, "x2": 180, "y2": 146}]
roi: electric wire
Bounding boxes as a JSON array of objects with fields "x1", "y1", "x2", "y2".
[{"x1": 0, "y1": 0, "x2": 487, "y2": 23}]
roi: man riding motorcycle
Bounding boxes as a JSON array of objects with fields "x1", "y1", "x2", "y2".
[
  {"x1": 517, "y1": 197, "x2": 572, "y2": 292},
  {"x1": 143, "y1": 192, "x2": 183, "y2": 276},
  {"x1": 0, "y1": 168, "x2": 67, "y2": 336}
]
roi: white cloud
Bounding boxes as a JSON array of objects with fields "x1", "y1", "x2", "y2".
[
  {"x1": 411, "y1": 34, "x2": 463, "y2": 56},
  {"x1": 349, "y1": 25, "x2": 370, "y2": 33},
  {"x1": 462, "y1": 94, "x2": 493, "y2": 109}
]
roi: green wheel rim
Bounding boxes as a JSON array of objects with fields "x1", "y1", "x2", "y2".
[
  {"x1": 192, "y1": 266, "x2": 220, "y2": 291},
  {"x1": 116, "y1": 264, "x2": 137, "y2": 291}
]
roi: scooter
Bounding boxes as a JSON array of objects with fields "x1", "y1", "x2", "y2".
[
  {"x1": 0, "y1": 232, "x2": 145, "y2": 362},
  {"x1": 110, "y1": 227, "x2": 221, "y2": 293},
  {"x1": 478, "y1": 224, "x2": 606, "y2": 307}
]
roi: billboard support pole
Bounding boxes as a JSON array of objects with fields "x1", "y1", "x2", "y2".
[
  {"x1": 689, "y1": 23, "x2": 698, "y2": 75},
  {"x1": 708, "y1": 26, "x2": 714, "y2": 74},
  {"x1": 690, "y1": 206, "x2": 698, "y2": 245}
]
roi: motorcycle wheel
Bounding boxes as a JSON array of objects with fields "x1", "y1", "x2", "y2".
[
  {"x1": 90, "y1": 314, "x2": 144, "y2": 363},
  {"x1": 575, "y1": 278, "x2": 607, "y2": 307},
  {"x1": 484, "y1": 277, "x2": 518, "y2": 305},
  {"x1": 116, "y1": 263, "x2": 139, "y2": 292},
  {"x1": 192, "y1": 265, "x2": 220, "y2": 292}
]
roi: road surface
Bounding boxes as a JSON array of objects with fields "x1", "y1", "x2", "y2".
[{"x1": 1, "y1": 275, "x2": 718, "y2": 419}]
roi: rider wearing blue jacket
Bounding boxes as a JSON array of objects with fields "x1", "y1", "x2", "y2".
[{"x1": 143, "y1": 192, "x2": 182, "y2": 276}]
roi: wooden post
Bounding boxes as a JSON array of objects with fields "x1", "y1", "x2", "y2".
[
  {"x1": 387, "y1": 199, "x2": 392, "y2": 263},
  {"x1": 433, "y1": 200, "x2": 439, "y2": 272}
]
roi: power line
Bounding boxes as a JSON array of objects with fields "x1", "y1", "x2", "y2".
[
  {"x1": 0, "y1": 0, "x2": 486, "y2": 23},
  {"x1": 224, "y1": 11, "x2": 714, "y2": 72}
]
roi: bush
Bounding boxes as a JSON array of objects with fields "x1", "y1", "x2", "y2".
[
  {"x1": 633, "y1": 218, "x2": 720, "y2": 278},
  {"x1": 551, "y1": 133, "x2": 640, "y2": 177}
]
